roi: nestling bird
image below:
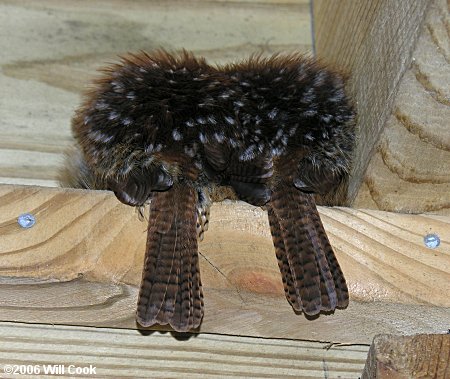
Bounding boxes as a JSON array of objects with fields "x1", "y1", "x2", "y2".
[{"x1": 61, "y1": 50, "x2": 355, "y2": 332}]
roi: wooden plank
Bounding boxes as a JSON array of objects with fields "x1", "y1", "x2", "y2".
[
  {"x1": 0, "y1": 0, "x2": 311, "y2": 188},
  {"x1": 0, "y1": 184, "x2": 449, "y2": 344},
  {"x1": 0, "y1": 322, "x2": 369, "y2": 379},
  {"x1": 354, "y1": 0, "x2": 450, "y2": 216},
  {"x1": 312, "y1": 0, "x2": 430, "y2": 202},
  {"x1": 362, "y1": 334, "x2": 450, "y2": 379}
]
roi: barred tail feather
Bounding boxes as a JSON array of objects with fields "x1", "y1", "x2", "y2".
[
  {"x1": 267, "y1": 183, "x2": 348, "y2": 315},
  {"x1": 136, "y1": 185, "x2": 204, "y2": 332},
  {"x1": 267, "y1": 206, "x2": 298, "y2": 306}
]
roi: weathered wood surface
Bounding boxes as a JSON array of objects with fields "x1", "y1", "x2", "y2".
[
  {"x1": 313, "y1": 0, "x2": 430, "y2": 202},
  {"x1": 362, "y1": 334, "x2": 450, "y2": 379},
  {"x1": 354, "y1": 0, "x2": 450, "y2": 216},
  {"x1": 0, "y1": 322, "x2": 369, "y2": 379},
  {"x1": 0, "y1": 0, "x2": 311, "y2": 188},
  {"x1": 0, "y1": 184, "x2": 449, "y2": 344}
]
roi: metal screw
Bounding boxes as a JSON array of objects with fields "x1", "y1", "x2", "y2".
[
  {"x1": 424, "y1": 233, "x2": 440, "y2": 249},
  {"x1": 17, "y1": 213, "x2": 36, "y2": 229}
]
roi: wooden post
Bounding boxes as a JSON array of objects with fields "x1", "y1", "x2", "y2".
[
  {"x1": 313, "y1": 0, "x2": 430, "y2": 202},
  {"x1": 362, "y1": 334, "x2": 450, "y2": 379},
  {"x1": 353, "y1": 0, "x2": 450, "y2": 215}
]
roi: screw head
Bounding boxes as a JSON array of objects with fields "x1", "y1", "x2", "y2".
[
  {"x1": 424, "y1": 233, "x2": 440, "y2": 249},
  {"x1": 17, "y1": 213, "x2": 36, "y2": 229}
]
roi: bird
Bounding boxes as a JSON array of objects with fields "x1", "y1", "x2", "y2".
[{"x1": 60, "y1": 50, "x2": 355, "y2": 332}]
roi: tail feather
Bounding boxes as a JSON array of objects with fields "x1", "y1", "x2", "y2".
[
  {"x1": 303, "y1": 195, "x2": 338, "y2": 311},
  {"x1": 268, "y1": 183, "x2": 348, "y2": 315},
  {"x1": 136, "y1": 185, "x2": 204, "y2": 332},
  {"x1": 196, "y1": 189, "x2": 211, "y2": 241},
  {"x1": 191, "y1": 246, "x2": 204, "y2": 327},
  {"x1": 267, "y1": 206, "x2": 298, "y2": 307},
  {"x1": 280, "y1": 194, "x2": 322, "y2": 314},
  {"x1": 137, "y1": 190, "x2": 178, "y2": 326},
  {"x1": 309, "y1": 202, "x2": 349, "y2": 307},
  {"x1": 151, "y1": 232, "x2": 180, "y2": 325},
  {"x1": 171, "y1": 214, "x2": 197, "y2": 331}
]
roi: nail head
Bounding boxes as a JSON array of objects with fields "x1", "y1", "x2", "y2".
[
  {"x1": 18, "y1": 213, "x2": 36, "y2": 229},
  {"x1": 424, "y1": 233, "x2": 440, "y2": 249}
]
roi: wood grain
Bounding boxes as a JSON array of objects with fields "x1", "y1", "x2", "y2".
[
  {"x1": 362, "y1": 334, "x2": 450, "y2": 379},
  {"x1": 313, "y1": 0, "x2": 430, "y2": 202},
  {"x1": 0, "y1": 0, "x2": 311, "y2": 188},
  {"x1": 0, "y1": 322, "x2": 369, "y2": 379},
  {"x1": 354, "y1": 0, "x2": 450, "y2": 216},
  {"x1": 0, "y1": 184, "x2": 449, "y2": 344}
]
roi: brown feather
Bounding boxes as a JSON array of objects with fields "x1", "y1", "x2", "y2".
[
  {"x1": 268, "y1": 182, "x2": 348, "y2": 315},
  {"x1": 307, "y1": 201, "x2": 349, "y2": 308},
  {"x1": 267, "y1": 206, "x2": 297, "y2": 306},
  {"x1": 136, "y1": 184, "x2": 203, "y2": 332}
]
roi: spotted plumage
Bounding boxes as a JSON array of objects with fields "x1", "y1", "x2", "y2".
[{"x1": 61, "y1": 49, "x2": 355, "y2": 332}]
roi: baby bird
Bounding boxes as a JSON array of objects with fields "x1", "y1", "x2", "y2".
[{"x1": 63, "y1": 50, "x2": 355, "y2": 332}]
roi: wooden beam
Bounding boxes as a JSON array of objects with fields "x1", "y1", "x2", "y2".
[
  {"x1": 362, "y1": 334, "x2": 450, "y2": 379},
  {"x1": 0, "y1": 184, "x2": 449, "y2": 344},
  {"x1": 0, "y1": 322, "x2": 369, "y2": 378},
  {"x1": 312, "y1": 0, "x2": 430, "y2": 202}
]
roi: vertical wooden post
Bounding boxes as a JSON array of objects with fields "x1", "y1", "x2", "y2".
[
  {"x1": 312, "y1": 0, "x2": 430, "y2": 202},
  {"x1": 362, "y1": 334, "x2": 450, "y2": 379}
]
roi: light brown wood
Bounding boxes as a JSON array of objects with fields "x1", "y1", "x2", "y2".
[
  {"x1": 0, "y1": 322, "x2": 369, "y2": 379},
  {"x1": 313, "y1": 0, "x2": 430, "y2": 202},
  {"x1": 354, "y1": 0, "x2": 450, "y2": 216},
  {"x1": 362, "y1": 334, "x2": 450, "y2": 379},
  {"x1": 0, "y1": 184, "x2": 449, "y2": 344},
  {"x1": 0, "y1": 0, "x2": 311, "y2": 188}
]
